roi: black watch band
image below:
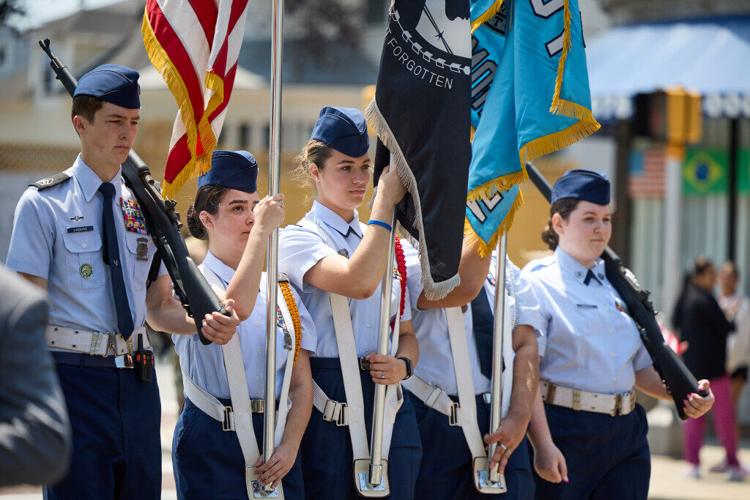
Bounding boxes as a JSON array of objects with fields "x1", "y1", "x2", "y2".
[{"x1": 397, "y1": 356, "x2": 413, "y2": 380}]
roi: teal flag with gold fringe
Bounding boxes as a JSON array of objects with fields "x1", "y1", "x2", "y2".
[{"x1": 466, "y1": 0, "x2": 600, "y2": 255}]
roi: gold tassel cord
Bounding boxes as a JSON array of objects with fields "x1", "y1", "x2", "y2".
[{"x1": 279, "y1": 281, "x2": 303, "y2": 365}]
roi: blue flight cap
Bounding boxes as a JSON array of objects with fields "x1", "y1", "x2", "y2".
[
  {"x1": 551, "y1": 169, "x2": 611, "y2": 205},
  {"x1": 198, "y1": 150, "x2": 258, "y2": 193},
  {"x1": 74, "y1": 64, "x2": 141, "y2": 109},
  {"x1": 311, "y1": 106, "x2": 369, "y2": 157}
]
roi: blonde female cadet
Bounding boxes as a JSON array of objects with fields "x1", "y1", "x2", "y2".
[{"x1": 279, "y1": 106, "x2": 421, "y2": 499}]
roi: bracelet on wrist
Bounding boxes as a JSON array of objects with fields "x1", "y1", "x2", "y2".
[{"x1": 368, "y1": 219, "x2": 392, "y2": 233}]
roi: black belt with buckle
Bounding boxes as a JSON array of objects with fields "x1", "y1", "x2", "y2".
[{"x1": 52, "y1": 351, "x2": 134, "y2": 369}]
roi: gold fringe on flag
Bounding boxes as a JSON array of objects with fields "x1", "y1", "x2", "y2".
[
  {"x1": 464, "y1": 190, "x2": 524, "y2": 258},
  {"x1": 471, "y1": 0, "x2": 504, "y2": 33},
  {"x1": 142, "y1": 11, "x2": 217, "y2": 198}
]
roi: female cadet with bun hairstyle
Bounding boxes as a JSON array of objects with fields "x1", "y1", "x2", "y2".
[
  {"x1": 172, "y1": 150, "x2": 316, "y2": 499},
  {"x1": 518, "y1": 169, "x2": 715, "y2": 499},
  {"x1": 279, "y1": 106, "x2": 421, "y2": 499}
]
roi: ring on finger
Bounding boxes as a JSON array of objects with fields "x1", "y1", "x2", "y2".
[
  {"x1": 499, "y1": 443, "x2": 508, "y2": 452},
  {"x1": 380, "y1": 371, "x2": 386, "y2": 379}
]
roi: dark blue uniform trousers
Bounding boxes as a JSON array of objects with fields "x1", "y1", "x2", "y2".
[
  {"x1": 45, "y1": 362, "x2": 161, "y2": 500},
  {"x1": 410, "y1": 393, "x2": 534, "y2": 500},
  {"x1": 301, "y1": 358, "x2": 422, "y2": 500},
  {"x1": 173, "y1": 397, "x2": 305, "y2": 500},
  {"x1": 534, "y1": 403, "x2": 650, "y2": 500}
]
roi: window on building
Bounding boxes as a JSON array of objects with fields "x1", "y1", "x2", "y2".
[{"x1": 238, "y1": 122, "x2": 251, "y2": 149}]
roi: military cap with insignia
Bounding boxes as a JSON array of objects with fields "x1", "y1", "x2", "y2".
[
  {"x1": 551, "y1": 169, "x2": 611, "y2": 205},
  {"x1": 74, "y1": 64, "x2": 141, "y2": 109},
  {"x1": 199, "y1": 150, "x2": 259, "y2": 193},
  {"x1": 311, "y1": 106, "x2": 369, "y2": 157}
]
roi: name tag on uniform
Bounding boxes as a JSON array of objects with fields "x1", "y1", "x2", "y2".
[
  {"x1": 136, "y1": 237, "x2": 149, "y2": 261},
  {"x1": 67, "y1": 225, "x2": 94, "y2": 233},
  {"x1": 576, "y1": 303, "x2": 598, "y2": 309}
]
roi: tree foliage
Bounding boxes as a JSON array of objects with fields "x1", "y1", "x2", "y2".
[{"x1": 0, "y1": 0, "x2": 24, "y2": 26}]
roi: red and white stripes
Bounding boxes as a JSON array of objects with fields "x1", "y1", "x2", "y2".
[{"x1": 143, "y1": 0, "x2": 249, "y2": 197}]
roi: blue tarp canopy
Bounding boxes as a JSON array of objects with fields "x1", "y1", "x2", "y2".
[{"x1": 587, "y1": 16, "x2": 750, "y2": 120}]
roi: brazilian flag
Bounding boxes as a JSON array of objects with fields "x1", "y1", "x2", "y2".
[
  {"x1": 682, "y1": 148, "x2": 728, "y2": 196},
  {"x1": 739, "y1": 149, "x2": 750, "y2": 194}
]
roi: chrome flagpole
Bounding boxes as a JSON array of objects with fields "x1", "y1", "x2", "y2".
[
  {"x1": 355, "y1": 212, "x2": 396, "y2": 497},
  {"x1": 259, "y1": 0, "x2": 284, "y2": 496},
  {"x1": 486, "y1": 234, "x2": 508, "y2": 491}
]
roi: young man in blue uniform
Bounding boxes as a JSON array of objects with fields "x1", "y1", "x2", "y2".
[{"x1": 6, "y1": 64, "x2": 239, "y2": 499}]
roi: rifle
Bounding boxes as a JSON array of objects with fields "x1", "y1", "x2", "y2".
[
  {"x1": 526, "y1": 163, "x2": 703, "y2": 419},
  {"x1": 39, "y1": 38, "x2": 221, "y2": 345}
]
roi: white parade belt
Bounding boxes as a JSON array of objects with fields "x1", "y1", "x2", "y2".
[
  {"x1": 541, "y1": 380, "x2": 637, "y2": 417},
  {"x1": 46, "y1": 324, "x2": 149, "y2": 356}
]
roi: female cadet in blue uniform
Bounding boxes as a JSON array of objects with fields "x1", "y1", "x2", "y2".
[
  {"x1": 405, "y1": 230, "x2": 540, "y2": 499},
  {"x1": 518, "y1": 169, "x2": 715, "y2": 499},
  {"x1": 172, "y1": 150, "x2": 317, "y2": 499},
  {"x1": 6, "y1": 65, "x2": 239, "y2": 500},
  {"x1": 278, "y1": 106, "x2": 421, "y2": 500}
]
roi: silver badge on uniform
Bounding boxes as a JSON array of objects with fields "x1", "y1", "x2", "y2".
[
  {"x1": 338, "y1": 248, "x2": 349, "y2": 258},
  {"x1": 136, "y1": 237, "x2": 149, "y2": 261}
]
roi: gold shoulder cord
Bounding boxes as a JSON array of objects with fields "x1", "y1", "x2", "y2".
[{"x1": 279, "y1": 281, "x2": 302, "y2": 364}]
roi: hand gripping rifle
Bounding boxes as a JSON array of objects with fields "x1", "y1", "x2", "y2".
[
  {"x1": 40, "y1": 39, "x2": 222, "y2": 344},
  {"x1": 525, "y1": 163, "x2": 704, "y2": 419}
]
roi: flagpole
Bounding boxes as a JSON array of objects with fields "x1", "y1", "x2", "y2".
[
  {"x1": 263, "y1": 0, "x2": 284, "y2": 476},
  {"x1": 368, "y1": 214, "x2": 396, "y2": 489},
  {"x1": 488, "y1": 234, "x2": 508, "y2": 489}
]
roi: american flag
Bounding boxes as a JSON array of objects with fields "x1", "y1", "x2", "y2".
[
  {"x1": 628, "y1": 146, "x2": 667, "y2": 198},
  {"x1": 142, "y1": 0, "x2": 249, "y2": 197}
]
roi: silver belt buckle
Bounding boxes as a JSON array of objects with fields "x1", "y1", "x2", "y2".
[
  {"x1": 114, "y1": 353, "x2": 133, "y2": 369},
  {"x1": 250, "y1": 399, "x2": 265, "y2": 414}
]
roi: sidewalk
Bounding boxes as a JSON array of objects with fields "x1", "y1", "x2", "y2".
[{"x1": 1, "y1": 360, "x2": 748, "y2": 499}]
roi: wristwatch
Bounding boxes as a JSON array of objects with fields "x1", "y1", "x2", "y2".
[{"x1": 397, "y1": 356, "x2": 413, "y2": 380}]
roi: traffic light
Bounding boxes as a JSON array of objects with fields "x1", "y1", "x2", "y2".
[{"x1": 632, "y1": 87, "x2": 702, "y2": 144}]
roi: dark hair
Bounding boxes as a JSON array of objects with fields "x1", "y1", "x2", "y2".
[
  {"x1": 71, "y1": 95, "x2": 104, "y2": 122},
  {"x1": 673, "y1": 256, "x2": 716, "y2": 330},
  {"x1": 186, "y1": 185, "x2": 229, "y2": 240},
  {"x1": 690, "y1": 256, "x2": 715, "y2": 279},
  {"x1": 541, "y1": 198, "x2": 581, "y2": 250}
]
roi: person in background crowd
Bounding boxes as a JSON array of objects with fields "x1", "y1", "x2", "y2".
[
  {"x1": 713, "y1": 261, "x2": 750, "y2": 476},
  {"x1": 672, "y1": 257, "x2": 742, "y2": 481}
]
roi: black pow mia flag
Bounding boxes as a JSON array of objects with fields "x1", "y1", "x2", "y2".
[{"x1": 366, "y1": 0, "x2": 471, "y2": 299}]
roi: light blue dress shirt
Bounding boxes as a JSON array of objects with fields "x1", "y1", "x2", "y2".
[
  {"x1": 519, "y1": 247, "x2": 652, "y2": 394},
  {"x1": 404, "y1": 241, "x2": 491, "y2": 396},
  {"x1": 278, "y1": 200, "x2": 410, "y2": 358},
  {"x1": 173, "y1": 251, "x2": 317, "y2": 400},
  {"x1": 6, "y1": 155, "x2": 157, "y2": 334}
]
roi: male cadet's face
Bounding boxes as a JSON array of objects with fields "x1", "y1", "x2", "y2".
[
  {"x1": 556, "y1": 201, "x2": 612, "y2": 261},
  {"x1": 75, "y1": 102, "x2": 139, "y2": 169},
  {"x1": 205, "y1": 189, "x2": 261, "y2": 253},
  {"x1": 313, "y1": 150, "x2": 371, "y2": 210}
]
